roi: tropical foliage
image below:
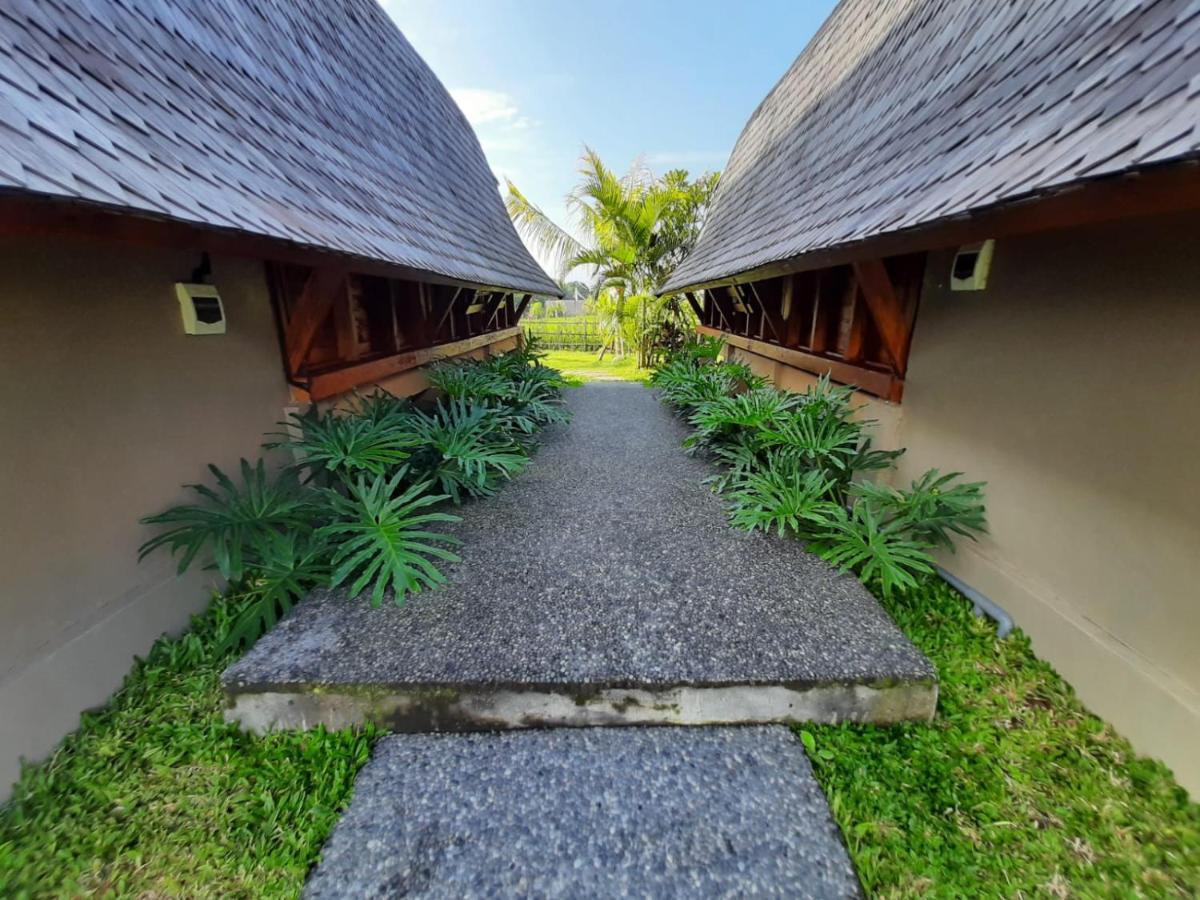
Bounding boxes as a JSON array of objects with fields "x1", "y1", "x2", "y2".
[
  {"x1": 506, "y1": 149, "x2": 718, "y2": 368},
  {"x1": 140, "y1": 341, "x2": 568, "y2": 649},
  {"x1": 651, "y1": 342, "x2": 987, "y2": 596}
]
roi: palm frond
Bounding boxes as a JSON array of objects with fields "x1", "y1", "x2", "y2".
[{"x1": 505, "y1": 180, "x2": 584, "y2": 282}]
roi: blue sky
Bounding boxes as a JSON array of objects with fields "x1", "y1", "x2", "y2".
[{"x1": 382, "y1": 0, "x2": 838, "y2": 268}]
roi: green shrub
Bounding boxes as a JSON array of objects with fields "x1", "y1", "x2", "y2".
[
  {"x1": 726, "y1": 460, "x2": 839, "y2": 537},
  {"x1": 139, "y1": 346, "x2": 567, "y2": 650},
  {"x1": 402, "y1": 399, "x2": 529, "y2": 503},
  {"x1": 653, "y1": 340, "x2": 986, "y2": 596},
  {"x1": 270, "y1": 402, "x2": 416, "y2": 483},
  {"x1": 321, "y1": 470, "x2": 461, "y2": 606},
  {"x1": 138, "y1": 459, "x2": 322, "y2": 582}
]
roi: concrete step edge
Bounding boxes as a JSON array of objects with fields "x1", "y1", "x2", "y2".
[{"x1": 225, "y1": 678, "x2": 937, "y2": 733}]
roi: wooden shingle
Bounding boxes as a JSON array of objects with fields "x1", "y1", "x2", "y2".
[
  {"x1": 0, "y1": 0, "x2": 558, "y2": 295},
  {"x1": 665, "y1": 0, "x2": 1200, "y2": 293}
]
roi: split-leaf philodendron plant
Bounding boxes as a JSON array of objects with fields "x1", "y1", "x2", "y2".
[
  {"x1": 652, "y1": 337, "x2": 987, "y2": 598},
  {"x1": 139, "y1": 339, "x2": 568, "y2": 651}
]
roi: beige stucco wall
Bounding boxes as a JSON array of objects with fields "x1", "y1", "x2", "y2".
[
  {"x1": 896, "y1": 212, "x2": 1200, "y2": 795},
  {"x1": 0, "y1": 239, "x2": 527, "y2": 801},
  {"x1": 731, "y1": 212, "x2": 1200, "y2": 795},
  {"x1": 0, "y1": 237, "x2": 291, "y2": 800}
]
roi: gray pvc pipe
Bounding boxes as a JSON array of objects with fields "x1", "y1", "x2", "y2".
[{"x1": 936, "y1": 565, "x2": 1014, "y2": 638}]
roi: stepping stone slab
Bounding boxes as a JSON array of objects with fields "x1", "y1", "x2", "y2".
[
  {"x1": 305, "y1": 726, "x2": 862, "y2": 899},
  {"x1": 225, "y1": 384, "x2": 936, "y2": 731}
]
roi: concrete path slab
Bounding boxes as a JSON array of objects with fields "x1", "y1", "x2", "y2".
[
  {"x1": 304, "y1": 727, "x2": 862, "y2": 899},
  {"x1": 224, "y1": 384, "x2": 935, "y2": 731}
]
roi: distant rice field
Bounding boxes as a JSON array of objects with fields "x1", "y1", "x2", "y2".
[{"x1": 523, "y1": 315, "x2": 601, "y2": 350}]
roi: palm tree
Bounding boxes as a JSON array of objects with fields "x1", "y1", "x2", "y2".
[{"x1": 506, "y1": 149, "x2": 717, "y2": 367}]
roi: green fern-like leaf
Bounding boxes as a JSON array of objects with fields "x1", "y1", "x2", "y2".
[
  {"x1": 320, "y1": 471, "x2": 461, "y2": 607},
  {"x1": 220, "y1": 531, "x2": 333, "y2": 652},
  {"x1": 269, "y1": 406, "x2": 416, "y2": 484},
  {"x1": 811, "y1": 504, "x2": 935, "y2": 598},
  {"x1": 425, "y1": 362, "x2": 511, "y2": 401},
  {"x1": 726, "y1": 464, "x2": 840, "y2": 537},
  {"x1": 853, "y1": 469, "x2": 987, "y2": 550},
  {"x1": 138, "y1": 459, "x2": 320, "y2": 581},
  {"x1": 685, "y1": 388, "x2": 800, "y2": 452},
  {"x1": 404, "y1": 400, "x2": 529, "y2": 503}
]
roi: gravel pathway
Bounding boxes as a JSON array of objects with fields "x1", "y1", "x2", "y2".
[
  {"x1": 304, "y1": 727, "x2": 862, "y2": 899},
  {"x1": 225, "y1": 383, "x2": 932, "y2": 692}
]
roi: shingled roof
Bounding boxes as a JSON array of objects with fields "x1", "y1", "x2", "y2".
[
  {"x1": 0, "y1": 0, "x2": 558, "y2": 295},
  {"x1": 665, "y1": 0, "x2": 1200, "y2": 293}
]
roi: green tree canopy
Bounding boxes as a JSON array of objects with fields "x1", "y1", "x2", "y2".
[{"x1": 505, "y1": 149, "x2": 718, "y2": 365}]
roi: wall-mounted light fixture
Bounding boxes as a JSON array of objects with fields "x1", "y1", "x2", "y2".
[
  {"x1": 175, "y1": 252, "x2": 225, "y2": 334},
  {"x1": 950, "y1": 239, "x2": 995, "y2": 292},
  {"x1": 175, "y1": 282, "x2": 226, "y2": 334}
]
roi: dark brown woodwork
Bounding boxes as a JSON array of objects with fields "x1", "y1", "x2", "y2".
[
  {"x1": 481, "y1": 292, "x2": 508, "y2": 329},
  {"x1": 808, "y1": 270, "x2": 833, "y2": 353},
  {"x1": 302, "y1": 327, "x2": 523, "y2": 401},
  {"x1": 433, "y1": 287, "x2": 466, "y2": 337},
  {"x1": 0, "y1": 196, "x2": 562, "y2": 298},
  {"x1": 707, "y1": 287, "x2": 739, "y2": 333},
  {"x1": 782, "y1": 275, "x2": 804, "y2": 346},
  {"x1": 837, "y1": 278, "x2": 866, "y2": 364},
  {"x1": 746, "y1": 281, "x2": 784, "y2": 342},
  {"x1": 685, "y1": 292, "x2": 705, "y2": 320},
  {"x1": 852, "y1": 259, "x2": 912, "y2": 372},
  {"x1": 513, "y1": 293, "x2": 532, "y2": 321},
  {"x1": 697, "y1": 326, "x2": 903, "y2": 402},
  {"x1": 285, "y1": 266, "x2": 348, "y2": 374}
]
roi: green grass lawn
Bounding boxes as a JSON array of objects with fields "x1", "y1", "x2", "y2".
[
  {"x1": 540, "y1": 349, "x2": 651, "y2": 384},
  {"x1": 0, "y1": 596, "x2": 376, "y2": 898},
  {"x1": 0, "y1": 485, "x2": 1195, "y2": 897},
  {"x1": 800, "y1": 577, "x2": 1200, "y2": 897}
]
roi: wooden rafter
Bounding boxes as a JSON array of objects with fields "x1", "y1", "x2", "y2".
[
  {"x1": 852, "y1": 259, "x2": 911, "y2": 372},
  {"x1": 837, "y1": 276, "x2": 866, "y2": 363},
  {"x1": 808, "y1": 270, "x2": 833, "y2": 353},
  {"x1": 482, "y1": 292, "x2": 510, "y2": 329},
  {"x1": 685, "y1": 291, "x2": 705, "y2": 320},
  {"x1": 746, "y1": 281, "x2": 784, "y2": 341},
  {"x1": 285, "y1": 266, "x2": 347, "y2": 374},
  {"x1": 513, "y1": 293, "x2": 532, "y2": 321},
  {"x1": 433, "y1": 286, "x2": 466, "y2": 335},
  {"x1": 783, "y1": 275, "x2": 804, "y2": 346},
  {"x1": 707, "y1": 287, "x2": 739, "y2": 333}
]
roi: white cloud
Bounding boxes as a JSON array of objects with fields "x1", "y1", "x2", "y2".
[{"x1": 450, "y1": 88, "x2": 521, "y2": 126}]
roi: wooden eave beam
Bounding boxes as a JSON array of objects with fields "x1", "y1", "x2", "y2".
[
  {"x1": 852, "y1": 259, "x2": 910, "y2": 371},
  {"x1": 0, "y1": 196, "x2": 549, "y2": 298},
  {"x1": 285, "y1": 265, "x2": 347, "y2": 374},
  {"x1": 299, "y1": 327, "x2": 524, "y2": 401},
  {"x1": 684, "y1": 291, "x2": 705, "y2": 320},
  {"x1": 697, "y1": 325, "x2": 903, "y2": 402},
  {"x1": 512, "y1": 293, "x2": 532, "y2": 321}
]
